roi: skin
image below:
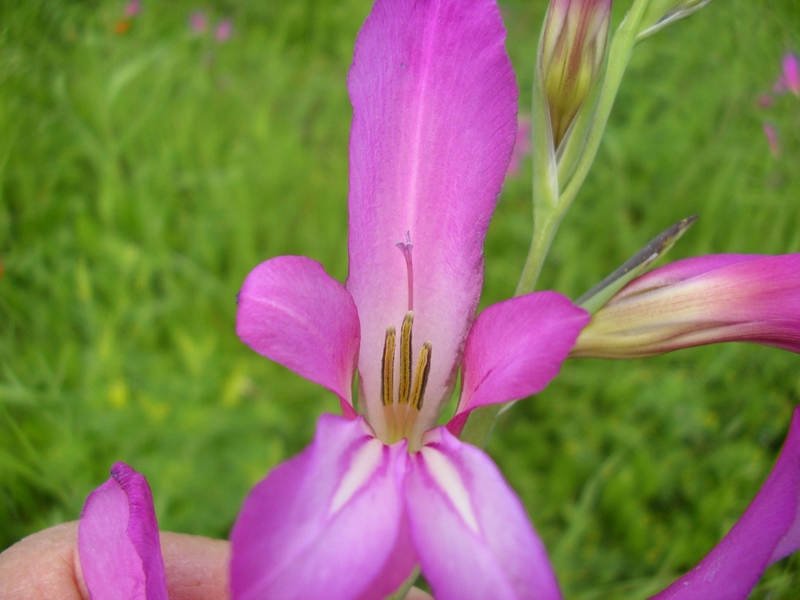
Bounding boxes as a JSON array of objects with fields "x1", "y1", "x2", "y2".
[
  {"x1": 0, "y1": 523, "x2": 231, "y2": 600},
  {"x1": 0, "y1": 523, "x2": 434, "y2": 599}
]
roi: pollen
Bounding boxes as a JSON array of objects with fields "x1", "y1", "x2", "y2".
[{"x1": 381, "y1": 311, "x2": 432, "y2": 444}]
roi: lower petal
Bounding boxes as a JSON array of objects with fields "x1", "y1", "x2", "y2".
[
  {"x1": 651, "y1": 406, "x2": 800, "y2": 599},
  {"x1": 230, "y1": 414, "x2": 416, "y2": 600},
  {"x1": 78, "y1": 462, "x2": 167, "y2": 600},
  {"x1": 406, "y1": 427, "x2": 562, "y2": 600}
]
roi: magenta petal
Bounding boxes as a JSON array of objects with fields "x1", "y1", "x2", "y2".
[
  {"x1": 236, "y1": 256, "x2": 361, "y2": 409},
  {"x1": 406, "y1": 427, "x2": 562, "y2": 600},
  {"x1": 457, "y1": 292, "x2": 589, "y2": 416},
  {"x1": 651, "y1": 406, "x2": 800, "y2": 599},
  {"x1": 573, "y1": 254, "x2": 800, "y2": 358},
  {"x1": 230, "y1": 414, "x2": 416, "y2": 600},
  {"x1": 346, "y1": 0, "x2": 518, "y2": 426},
  {"x1": 78, "y1": 462, "x2": 167, "y2": 600}
]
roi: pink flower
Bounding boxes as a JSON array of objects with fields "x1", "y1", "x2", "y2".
[
  {"x1": 124, "y1": 0, "x2": 141, "y2": 18},
  {"x1": 781, "y1": 52, "x2": 800, "y2": 96},
  {"x1": 231, "y1": 0, "x2": 589, "y2": 597},
  {"x1": 188, "y1": 10, "x2": 208, "y2": 34},
  {"x1": 78, "y1": 463, "x2": 167, "y2": 599},
  {"x1": 572, "y1": 254, "x2": 800, "y2": 358},
  {"x1": 215, "y1": 19, "x2": 233, "y2": 43}
]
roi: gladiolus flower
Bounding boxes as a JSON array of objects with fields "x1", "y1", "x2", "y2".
[
  {"x1": 572, "y1": 254, "x2": 800, "y2": 359},
  {"x1": 540, "y1": 0, "x2": 612, "y2": 148},
  {"x1": 231, "y1": 0, "x2": 589, "y2": 598},
  {"x1": 78, "y1": 462, "x2": 167, "y2": 599}
]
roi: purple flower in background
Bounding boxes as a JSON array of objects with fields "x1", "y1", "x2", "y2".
[
  {"x1": 124, "y1": 0, "x2": 141, "y2": 18},
  {"x1": 231, "y1": 0, "x2": 589, "y2": 598},
  {"x1": 78, "y1": 462, "x2": 167, "y2": 599},
  {"x1": 780, "y1": 52, "x2": 799, "y2": 96},
  {"x1": 572, "y1": 254, "x2": 800, "y2": 358},
  {"x1": 189, "y1": 10, "x2": 208, "y2": 34},
  {"x1": 215, "y1": 19, "x2": 233, "y2": 43}
]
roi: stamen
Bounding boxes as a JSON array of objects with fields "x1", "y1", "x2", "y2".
[
  {"x1": 398, "y1": 312, "x2": 414, "y2": 405},
  {"x1": 381, "y1": 326, "x2": 396, "y2": 407},
  {"x1": 408, "y1": 342, "x2": 432, "y2": 411}
]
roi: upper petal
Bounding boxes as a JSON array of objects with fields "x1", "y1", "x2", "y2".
[
  {"x1": 230, "y1": 414, "x2": 416, "y2": 600},
  {"x1": 78, "y1": 462, "x2": 167, "y2": 600},
  {"x1": 456, "y1": 292, "x2": 590, "y2": 419},
  {"x1": 572, "y1": 254, "x2": 800, "y2": 358},
  {"x1": 405, "y1": 428, "x2": 562, "y2": 600},
  {"x1": 651, "y1": 406, "x2": 800, "y2": 599},
  {"x1": 236, "y1": 256, "x2": 360, "y2": 412},
  {"x1": 346, "y1": 0, "x2": 518, "y2": 429}
]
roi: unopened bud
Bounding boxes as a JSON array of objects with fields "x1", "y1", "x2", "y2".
[
  {"x1": 540, "y1": 0, "x2": 612, "y2": 148},
  {"x1": 638, "y1": 0, "x2": 714, "y2": 40}
]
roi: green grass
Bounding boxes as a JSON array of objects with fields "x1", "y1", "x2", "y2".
[{"x1": 1, "y1": 0, "x2": 799, "y2": 598}]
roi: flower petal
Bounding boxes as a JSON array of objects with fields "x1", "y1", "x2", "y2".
[
  {"x1": 572, "y1": 254, "x2": 800, "y2": 358},
  {"x1": 456, "y1": 292, "x2": 589, "y2": 418},
  {"x1": 346, "y1": 0, "x2": 518, "y2": 432},
  {"x1": 78, "y1": 462, "x2": 167, "y2": 600},
  {"x1": 406, "y1": 427, "x2": 562, "y2": 600},
  {"x1": 651, "y1": 406, "x2": 800, "y2": 599},
  {"x1": 236, "y1": 256, "x2": 360, "y2": 413},
  {"x1": 230, "y1": 414, "x2": 416, "y2": 600}
]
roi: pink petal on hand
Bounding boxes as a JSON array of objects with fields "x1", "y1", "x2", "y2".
[
  {"x1": 573, "y1": 254, "x2": 800, "y2": 358},
  {"x1": 236, "y1": 256, "x2": 361, "y2": 414},
  {"x1": 346, "y1": 0, "x2": 518, "y2": 428},
  {"x1": 651, "y1": 406, "x2": 800, "y2": 599},
  {"x1": 230, "y1": 414, "x2": 416, "y2": 600},
  {"x1": 456, "y1": 292, "x2": 589, "y2": 418},
  {"x1": 78, "y1": 462, "x2": 167, "y2": 600},
  {"x1": 406, "y1": 428, "x2": 562, "y2": 600}
]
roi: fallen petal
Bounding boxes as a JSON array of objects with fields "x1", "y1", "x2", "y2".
[{"x1": 78, "y1": 462, "x2": 167, "y2": 600}]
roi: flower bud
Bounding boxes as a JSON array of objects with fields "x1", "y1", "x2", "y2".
[
  {"x1": 571, "y1": 254, "x2": 800, "y2": 359},
  {"x1": 540, "y1": 0, "x2": 612, "y2": 148}
]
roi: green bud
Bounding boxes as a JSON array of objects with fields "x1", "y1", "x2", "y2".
[{"x1": 540, "y1": 0, "x2": 612, "y2": 148}]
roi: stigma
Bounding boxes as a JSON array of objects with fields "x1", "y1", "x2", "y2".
[{"x1": 381, "y1": 312, "x2": 432, "y2": 445}]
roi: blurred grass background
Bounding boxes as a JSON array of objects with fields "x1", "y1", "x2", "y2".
[{"x1": 1, "y1": 0, "x2": 799, "y2": 597}]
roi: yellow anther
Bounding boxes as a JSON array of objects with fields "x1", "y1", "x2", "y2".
[
  {"x1": 381, "y1": 326, "x2": 396, "y2": 407},
  {"x1": 408, "y1": 342, "x2": 432, "y2": 411},
  {"x1": 398, "y1": 312, "x2": 414, "y2": 405}
]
